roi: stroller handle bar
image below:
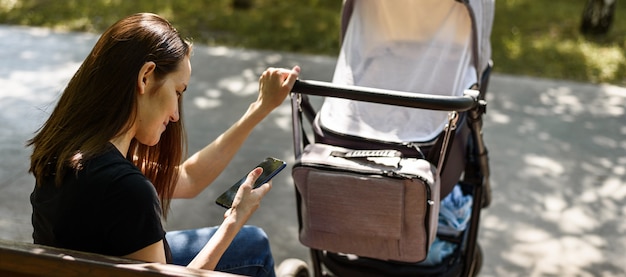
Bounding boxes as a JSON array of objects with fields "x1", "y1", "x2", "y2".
[{"x1": 292, "y1": 79, "x2": 480, "y2": 112}]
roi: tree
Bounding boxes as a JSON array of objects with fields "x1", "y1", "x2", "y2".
[
  {"x1": 581, "y1": 0, "x2": 617, "y2": 35},
  {"x1": 232, "y1": 0, "x2": 253, "y2": 10}
]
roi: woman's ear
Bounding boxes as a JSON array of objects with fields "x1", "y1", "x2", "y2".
[{"x1": 137, "y1": 61, "x2": 157, "y2": 95}]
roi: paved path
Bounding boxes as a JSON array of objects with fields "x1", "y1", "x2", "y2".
[{"x1": 1, "y1": 25, "x2": 625, "y2": 276}]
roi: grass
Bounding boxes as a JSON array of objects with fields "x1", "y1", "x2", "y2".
[
  {"x1": 0, "y1": 0, "x2": 343, "y2": 55},
  {"x1": 492, "y1": 0, "x2": 626, "y2": 85},
  {"x1": 1, "y1": 0, "x2": 624, "y2": 85}
]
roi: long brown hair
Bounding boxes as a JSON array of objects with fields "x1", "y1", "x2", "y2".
[{"x1": 28, "y1": 13, "x2": 191, "y2": 217}]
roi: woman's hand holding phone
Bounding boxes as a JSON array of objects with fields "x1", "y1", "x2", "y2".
[
  {"x1": 224, "y1": 167, "x2": 272, "y2": 220},
  {"x1": 216, "y1": 157, "x2": 286, "y2": 209}
]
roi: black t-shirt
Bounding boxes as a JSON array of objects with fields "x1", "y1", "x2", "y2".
[{"x1": 30, "y1": 144, "x2": 171, "y2": 261}]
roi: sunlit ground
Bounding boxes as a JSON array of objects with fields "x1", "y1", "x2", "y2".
[{"x1": 479, "y1": 74, "x2": 626, "y2": 276}]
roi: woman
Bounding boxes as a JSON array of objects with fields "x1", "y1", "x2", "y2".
[{"x1": 28, "y1": 13, "x2": 300, "y2": 277}]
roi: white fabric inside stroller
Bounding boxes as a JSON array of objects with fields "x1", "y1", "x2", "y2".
[{"x1": 319, "y1": 0, "x2": 493, "y2": 142}]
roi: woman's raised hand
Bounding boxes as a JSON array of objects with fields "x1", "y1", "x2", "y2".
[{"x1": 256, "y1": 66, "x2": 300, "y2": 111}]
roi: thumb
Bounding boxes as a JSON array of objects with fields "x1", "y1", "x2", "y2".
[
  {"x1": 282, "y1": 65, "x2": 300, "y2": 89},
  {"x1": 244, "y1": 167, "x2": 264, "y2": 189}
]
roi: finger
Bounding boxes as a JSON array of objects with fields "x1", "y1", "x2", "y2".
[
  {"x1": 280, "y1": 66, "x2": 300, "y2": 87},
  {"x1": 259, "y1": 67, "x2": 275, "y2": 81},
  {"x1": 249, "y1": 182, "x2": 271, "y2": 203},
  {"x1": 241, "y1": 167, "x2": 263, "y2": 190},
  {"x1": 224, "y1": 208, "x2": 232, "y2": 219},
  {"x1": 253, "y1": 180, "x2": 272, "y2": 196}
]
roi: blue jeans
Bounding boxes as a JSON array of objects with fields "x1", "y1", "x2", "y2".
[{"x1": 166, "y1": 225, "x2": 276, "y2": 277}]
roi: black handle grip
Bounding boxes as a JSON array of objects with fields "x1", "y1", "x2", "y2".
[{"x1": 291, "y1": 79, "x2": 479, "y2": 112}]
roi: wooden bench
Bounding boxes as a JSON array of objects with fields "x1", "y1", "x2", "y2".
[{"x1": 0, "y1": 239, "x2": 239, "y2": 277}]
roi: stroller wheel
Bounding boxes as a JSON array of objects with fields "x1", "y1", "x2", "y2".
[
  {"x1": 276, "y1": 258, "x2": 310, "y2": 277},
  {"x1": 468, "y1": 243, "x2": 483, "y2": 277}
]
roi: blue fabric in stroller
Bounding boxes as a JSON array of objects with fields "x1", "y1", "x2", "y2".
[{"x1": 289, "y1": 0, "x2": 494, "y2": 276}]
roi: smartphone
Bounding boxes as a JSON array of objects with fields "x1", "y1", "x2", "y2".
[{"x1": 215, "y1": 157, "x2": 287, "y2": 209}]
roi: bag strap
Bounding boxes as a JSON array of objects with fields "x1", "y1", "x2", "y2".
[
  {"x1": 436, "y1": 111, "x2": 459, "y2": 174},
  {"x1": 291, "y1": 93, "x2": 315, "y2": 159},
  {"x1": 291, "y1": 93, "x2": 302, "y2": 159}
]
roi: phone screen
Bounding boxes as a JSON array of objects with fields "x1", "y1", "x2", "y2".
[{"x1": 215, "y1": 157, "x2": 286, "y2": 209}]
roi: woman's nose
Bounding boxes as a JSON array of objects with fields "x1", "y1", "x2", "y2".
[{"x1": 170, "y1": 110, "x2": 180, "y2": 123}]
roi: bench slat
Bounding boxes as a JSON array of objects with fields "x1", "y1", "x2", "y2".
[{"x1": 0, "y1": 239, "x2": 239, "y2": 277}]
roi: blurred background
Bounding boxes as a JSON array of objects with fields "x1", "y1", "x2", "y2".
[{"x1": 0, "y1": 0, "x2": 624, "y2": 86}]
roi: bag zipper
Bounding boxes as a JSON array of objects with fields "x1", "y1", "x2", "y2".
[{"x1": 293, "y1": 161, "x2": 433, "y2": 186}]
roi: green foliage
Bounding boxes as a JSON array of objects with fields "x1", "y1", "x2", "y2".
[
  {"x1": 492, "y1": 0, "x2": 626, "y2": 85},
  {"x1": 0, "y1": 0, "x2": 342, "y2": 55},
  {"x1": 0, "y1": 0, "x2": 624, "y2": 85}
]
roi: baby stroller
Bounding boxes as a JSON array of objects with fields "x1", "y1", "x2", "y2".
[{"x1": 286, "y1": 0, "x2": 494, "y2": 276}]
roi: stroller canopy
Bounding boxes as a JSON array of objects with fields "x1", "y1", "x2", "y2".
[{"x1": 319, "y1": 0, "x2": 494, "y2": 142}]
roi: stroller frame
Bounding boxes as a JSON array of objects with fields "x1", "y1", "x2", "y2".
[
  {"x1": 288, "y1": 0, "x2": 493, "y2": 276},
  {"x1": 290, "y1": 69, "x2": 491, "y2": 276}
]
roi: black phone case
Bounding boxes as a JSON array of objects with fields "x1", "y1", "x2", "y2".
[{"x1": 215, "y1": 157, "x2": 286, "y2": 209}]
